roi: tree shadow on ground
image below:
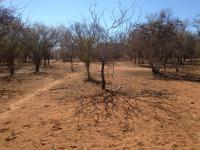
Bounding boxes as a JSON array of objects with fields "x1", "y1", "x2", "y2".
[
  {"x1": 155, "y1": 71, "x2": 200, "y2": 83},
  {"x1": 75, "y1": 88, "x2": 179, "y2": 127},
  {"x1": 84, "y1": 77, "x2": 102, "y2": 86}
]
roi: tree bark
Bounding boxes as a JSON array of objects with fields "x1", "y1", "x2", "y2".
[
  {"x1": 36, "y1": 63, "x2": 40, "y2": 73},
  {"x1": 6, "y1": 56, "x2": 15, "y2": 76},
  {"x1": 47, "y1": 57, "x2": 50, "y2": 66},
  {"x1": 151, "y1": 64, "x2": 160, "y2": 75},
  {"x1": 134, "y1": 58, "x2": 137, "y2": 65},
  {"x1": 35, "y1": 57, "x2": 40, "y2": 73},
  {"x1": 70, "y1": 59, "x2": 74, "y2": 71},
  {"x1": 85, "y1": 62, "x2": 90, "y2": 80},
  {"x1": 44, "y1": 57, "x2": 47, "y2": 67},
  {"x1": 7, "y1": 63, "x2": 15, "y2": 76},
  {"x1": 176, "y1": 65, "x2": 180, "y2": 73},
  {"x1": 163, "y1": 64, "x2": 166, "y2": 72},
  {"x1": 24, "y1": 53, "x2": 28, "y2": 63}
]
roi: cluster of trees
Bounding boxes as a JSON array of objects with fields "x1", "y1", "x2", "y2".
[
  {"x1": 0, "y1": 5, "x2": 59, "y2": 76},
  {"x1": 59, "y1": 6, "x2": 132, "y2": 89},
  {"x1": 127, "y1": 10, "x2": 200, "y2": 74},
  {"x1": 1, "y1": 3, "x2": 200, "y2": 90},
  {"x1": 60, "y1": 9, "x2": 200, "y2": 89},
  {"x1": 0, "y1": 4, "x2": 128, "y2": 90}
]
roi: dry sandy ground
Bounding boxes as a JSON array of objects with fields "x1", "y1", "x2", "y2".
[{"x1": 0, "y1": 61, "x2": 200, "y2": 150}]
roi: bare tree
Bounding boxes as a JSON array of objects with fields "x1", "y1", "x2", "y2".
[
  {"x1": 128, "y1": 10, "x2": 186, "y2": 74},
  {"x1": 24, "y1": 24, "x2": 59, "y2": 73},
  {"x1": 0, "y1": 6, "x2": 24, "y2": 76},
  {"x1": 25, "y1": 26, "x2": 42, "y2": 73},
  {"x1": 93, "y1": 5, "x2": 134, "y2": 89},
  {"x1": 72, "y1": 21, "x2": 98, "y2": 79},
  {"x1": 60, "y1": 27, "x2": 77, "y2": 71},
  {"x1": 42, "y1": 27, "x2": 59, "y2": 67}
]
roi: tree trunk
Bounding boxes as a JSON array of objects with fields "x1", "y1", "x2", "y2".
[
  {"x1": 47, "y1": 57, "x2": 50, "y2": 66},
  {"x1": 163, "y1": 64, "x2": 166, "y2": 72},
  {"x1": 85, "y1": 63, "x2": 90, "y2": 80},
  {"x1": 44, "y1": 57, "x2": 47, "y2": 67},
  {"x1": 47, "y1": 51, "x2": 50, "y2": 66},
  {"x1": 35, "y1": 58, "x2": 40, "y2": 73},
  {"x1": 101, "y1": 62, "x2": 106, "y2": 90},
  {"x1": 175, "y1": 58, "x2": 181, "y2": 73},
  {"x1": 28, "y1": 56, "x2": 31, "y2": 63},
  {"x1": 36, "y1": 63, "x2": 40, "y2": 73},
  {"x1": 7, "y1": 63, "x2": 15, "y2": 76},
  {"x1": 70, "y1": 59, "x2": 74, "y2": 71},
  {"x1": 151, "y1": 64, "x2": 160, "y2": 75},
  {"x1": 24, "y1": 53, "x2": 28, "y2": 63},
  {"x1": 176, "y1": 65, "x2": 179, "y2": 73},
  {"x1": 7, "y1": 57, "x2": 15, "y2": 76},
  {"x1": 134, "y1": 58, "x2": 137, "y2": 65}
]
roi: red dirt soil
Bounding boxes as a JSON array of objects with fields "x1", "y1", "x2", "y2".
[{"x1": 0, "y1": 61, "x2": 200, "y2": 150}]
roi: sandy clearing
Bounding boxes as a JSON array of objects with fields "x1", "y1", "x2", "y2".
[{"x1": 0, "y1": 62, "x2": 200, "y2": 150}]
